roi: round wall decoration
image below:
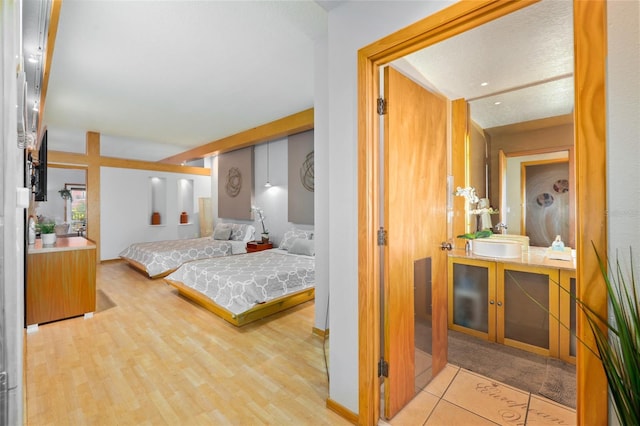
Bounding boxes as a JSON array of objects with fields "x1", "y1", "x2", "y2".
[
  {"x1": 553, "y1": 179, "x2": 569, "y2": 193},
  {"x1": 225, "y1": 167, "x2": 242, "y2": 197},
  {"x1": 300, "y1": 151, "x2": 314, "y2": 192},
  {"x1": 536, "y1": 192, "x2": 554, "y2": 207}
]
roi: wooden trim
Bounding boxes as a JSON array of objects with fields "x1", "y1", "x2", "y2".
[
  {"x1": 37, "y1": 0, "x2": 62, "y2": 140},
  {"x1": 357, "y1": 46, "x2": 380, "y2": 425},
  {"x1": 165, "y1": 277, "x2": 315, "y2": 327},
  {"x1": 312, "y1": 327, "x2": 330, "y2": 338},
  {"x1": 87, "y1": 132, "x2": 101, "y2": 262},
  {"x1": 159, "y1": 108, "x2": 315, "y2": 164},
  {"x1": 48, "y1": 150, "x2": 210, "y2": 176},
  {"x1": 573, "y1": 0, "x2": 608, "y2": 423},
  {"x1": 358, "y1": 0, "x2": 607, "y2": 424},
  {"x1": 451, "y1": 99, "x2": 468, "y2": 242},
  {"x1": 326, "y1": 398, "x2": 358, "y2": 425},
  {"x1": 100, "y1": 156, "x2": 210, "y2": 175}
]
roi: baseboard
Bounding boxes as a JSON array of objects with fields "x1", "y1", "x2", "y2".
[
  {"x1": 312, "y1": 327, "x2": 329, "y2": 338},
  {"x1": 326, "y1": 398, "x2": 358, "y2": 425}
]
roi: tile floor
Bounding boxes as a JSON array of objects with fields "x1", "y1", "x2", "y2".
[{"x1": 383, "y1": 364, "x2": 577, "y2": 426}]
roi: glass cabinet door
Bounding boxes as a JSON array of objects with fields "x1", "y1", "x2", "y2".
[
  {"x1": 497, "y1": 264, "x2": 560, "y2": 357},
  {"x1": 559, "y1": 270, "x2": 577, "y2": 364},
  {"x1": 448, "y1": 258, "x2": 496, "y2": 341}
]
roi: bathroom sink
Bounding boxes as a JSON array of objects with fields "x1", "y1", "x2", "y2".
[
  {"x1": 472, "y1": 239, "x2": 522, "y2": 258},
  {"x1": 489, "y1": 234, "x2": 530, "y2": 253}
]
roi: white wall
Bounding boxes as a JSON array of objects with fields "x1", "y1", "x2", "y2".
[
  {"x1": 1, "y1": 0, "x2": 25, "y2": 423},
  {"x1": 607, "y1": 0, "x2": 640, "y2": 256},
  {"x1": 100, "y1": 167, "x2": 211, "y2": 260},
  {"x1": 324, "y1": 0, "x2": 454, "y2": 413},
  {"x1": 606, "y1": 3, "x2": 640, "y2": 422}
]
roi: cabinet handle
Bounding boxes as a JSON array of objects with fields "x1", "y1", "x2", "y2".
[
  {"x1": 489, "y1": 300, "x2": 494, "y2": 305},
  {"x1": 497, "y1": 301, "x2": 503, "y2": 307}
]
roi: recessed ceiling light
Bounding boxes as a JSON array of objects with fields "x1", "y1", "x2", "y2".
[
  {"x1": 481, "y1": 82, "x2": 488, "y2": 87},
  {"x1": 494, "y1": 101, "x2": 502, "y2": 105}
]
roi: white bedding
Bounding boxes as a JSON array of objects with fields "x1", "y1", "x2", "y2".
[
  {"x1": 119, "y1": 237, "x2": 246, "y2": 278},
  {"x1": 164, "y1": 249, "x2": 315, "y2": 315}
]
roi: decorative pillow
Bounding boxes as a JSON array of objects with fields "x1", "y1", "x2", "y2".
[
  {"x1": 242, "y1": 225, "x2": 255, "y2": 242},
  {"x1": 279, "y1": 229, "x2": 314, "y2": 250},
  {"x1": 212, "y1": 224, "x2": 232, "y2": 240},
  {"x1": 288, "y1": 238, "x2": 315, "y2": 256},
  {"x1": 229, "y1": 223, "x2": 247, "y2": 241}
]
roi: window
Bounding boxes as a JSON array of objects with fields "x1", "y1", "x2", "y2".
[{"x1": 64, "y1": 183, "x2": 86, "y2": 233}]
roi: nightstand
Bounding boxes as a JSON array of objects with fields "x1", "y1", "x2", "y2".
[{"x1": 246, "y1": 241, "x2": 273, "y2": 253}]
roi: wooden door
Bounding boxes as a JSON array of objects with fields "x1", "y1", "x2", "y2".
[{"x1": 383, "y1": 67, "x2": 448, "y2": 418}]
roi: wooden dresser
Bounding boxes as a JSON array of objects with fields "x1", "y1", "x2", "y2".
[{"x1": 26, "y1": 236, "x2": 96, "y2": 327}]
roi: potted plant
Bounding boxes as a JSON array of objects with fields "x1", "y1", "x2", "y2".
[
  {"x1": 251, "y1": 206, "x2": 269, "y2": 242},
  {"x1": 58, "y1": 188, "x2": 72, "y2": 201},
  {"x1": 39, "y1": 221, "x2": 57, "y2": 245}
]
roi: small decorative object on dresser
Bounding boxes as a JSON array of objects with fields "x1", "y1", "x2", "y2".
[
  {"x1": 151, "y1": 211, "x2": 161, "y2": 225},
  {"x1": 180, "y1": 211, "x2": 188, "y2": 224}
]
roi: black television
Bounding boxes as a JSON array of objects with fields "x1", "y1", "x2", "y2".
[{"x1": 33, "y1": 130, "x2": 47, "y2": 201}]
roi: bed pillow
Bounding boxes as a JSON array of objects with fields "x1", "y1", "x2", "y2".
[
  {"x1": 288, "y1": 238, "x2": 315, "y2": 256},
  {"x1": 279, "y1": 229, "x2": 314, "y2": 250},
  {"x1": 242, "y1": 225, "x2": 255, "y2": 242},
  {"x1": 212, "y1": 224, "x2": 232, "y2": 240},
  {"x1": 228, "y1": 223, "x2": 254, "y2": 241}
]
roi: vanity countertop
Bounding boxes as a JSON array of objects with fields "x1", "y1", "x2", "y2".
[
  {"x1": 28, "y1": 236, "x2": 96, "y2": 254},
  {"x1": 449, "y1": 246, "x2": 576, "y2": 271}
]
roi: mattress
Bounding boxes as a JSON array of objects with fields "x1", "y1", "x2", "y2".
[
  {"x1": 164, "y1": 249, "x2": 315, "y2": 315},
  {"x1": 119, "y1": 237, "x2": 245, "y2": 278}
]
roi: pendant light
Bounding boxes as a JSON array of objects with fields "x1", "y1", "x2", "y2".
[{"x1": 264, "y1": 142, "x2": 272, "y2": 187}]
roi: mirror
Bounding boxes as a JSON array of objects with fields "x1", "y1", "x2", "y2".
[{"x1": 393, "y1": 0, "x2": 575, "y2": 246}]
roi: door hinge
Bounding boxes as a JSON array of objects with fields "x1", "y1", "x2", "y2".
[
  {"x1": 377, "y1": 227, "x2": 387, "y2": 246},
  {"x1": 378, "y1": 358, "x2": 389, "y2": 378},
  {"x1": 377, "y1": 98, "x2": 387, "y2": 115}
]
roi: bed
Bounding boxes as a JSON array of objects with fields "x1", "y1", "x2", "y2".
[
  {"x1": 164, "y1": 230, "x2": 315, "y2": 326},
  {"x1": 119, "y1": 223, "x2": 254, "y2": 278}
]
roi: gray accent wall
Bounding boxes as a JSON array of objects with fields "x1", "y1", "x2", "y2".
[
  {"x1": 288, "y1": 130, "x2": 314, "y2": 225},
  {"x1": 217, "y1": 147, "x2": 254, "y2": 220}
]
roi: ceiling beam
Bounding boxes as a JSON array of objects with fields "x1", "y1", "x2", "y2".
[{"x1": 159, "y1": 108, "x2": 314, "y2": 165}]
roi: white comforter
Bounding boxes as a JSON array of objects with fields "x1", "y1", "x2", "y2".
[
  {"x1": 165, "y1": 249, "x2": 315, "y2": 315},
  {"x1": 119, "y1": 237, "x2": 246, "y2": 277}
]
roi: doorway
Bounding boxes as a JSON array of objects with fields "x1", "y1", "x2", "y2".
[{"x1": 357, "y1": 1, "x2": 608, "y2": 425}]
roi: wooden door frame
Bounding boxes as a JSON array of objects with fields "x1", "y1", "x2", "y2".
[{"x1": 357, "y1": 1, "x2": 607, "y2": 425}]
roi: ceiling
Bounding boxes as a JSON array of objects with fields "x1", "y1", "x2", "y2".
[
  {"x1": 395, "y1": 0, "x2": 574, "y2": 131},
  {"x1": 23, "y1": 0, "x2": 573, "y2": 156},
  {"x1": 24, "y1": 0, "x2": 328, "y2": 152}
]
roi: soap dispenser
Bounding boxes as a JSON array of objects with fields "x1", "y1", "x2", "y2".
[{"x1": 551, "y1": 235, "x2": 565, "y2": 251}]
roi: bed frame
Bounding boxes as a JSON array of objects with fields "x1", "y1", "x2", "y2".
[
  {"x1": 164, "y1": 277, "x2": 315, "y2": 326},
  {"x1": 123, "y1": 258, "x2": 175, "y2": 279}
]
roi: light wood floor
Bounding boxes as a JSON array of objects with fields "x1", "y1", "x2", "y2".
[{"x1": 25, "y1": 261, "x2": 348, "y2": 425}]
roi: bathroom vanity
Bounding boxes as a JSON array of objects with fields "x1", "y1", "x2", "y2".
[{"x1": 448, "y1": 246, "x2": 576, "y2": 363}]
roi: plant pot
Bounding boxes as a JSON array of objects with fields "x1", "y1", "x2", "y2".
[
  {"x1": 261, "y1": 234, "x2": 269, "y2": 243},
  {"x1": 41, "y1": 233, "x2": 57, "y2": 246}
]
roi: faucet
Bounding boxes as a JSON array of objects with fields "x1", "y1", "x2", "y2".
[{"x1": 494, "y1": 222, "x2": 508, "y2": 234}]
